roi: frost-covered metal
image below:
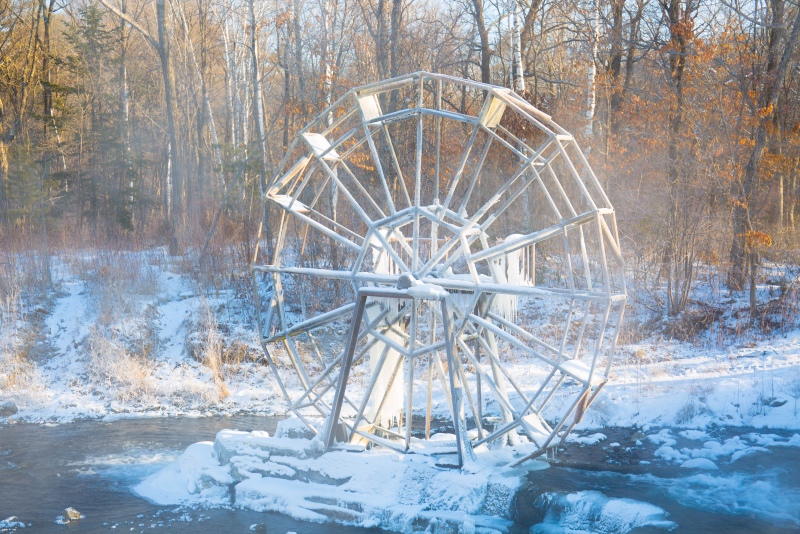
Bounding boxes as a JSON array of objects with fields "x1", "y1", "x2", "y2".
[{"x1": 252, "y1": 72, "x2": 626, "y2": 466}]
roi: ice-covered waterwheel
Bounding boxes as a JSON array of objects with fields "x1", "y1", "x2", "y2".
[{"x1": 251, "y1": 72, "x2": 626, "y2": 466}]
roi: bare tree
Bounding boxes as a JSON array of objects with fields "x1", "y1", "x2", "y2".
[{"x1": 98, "y1": 0, "x2": 183, "y2": 244}]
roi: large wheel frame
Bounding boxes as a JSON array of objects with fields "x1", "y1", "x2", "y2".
[{"x1": 251, "y1": 72, "x2": 626, "y2": 466}]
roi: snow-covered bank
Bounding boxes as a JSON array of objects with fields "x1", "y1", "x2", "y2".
[
  {"x1": 1, "y1": 249, "x2": 800, "y2": 434},
  {"x1": 0, "y1": 251, "x2": 286, "y2": 423},
  {"x1": 560, "y1": 332, "x2": 800, "y2": 431}
]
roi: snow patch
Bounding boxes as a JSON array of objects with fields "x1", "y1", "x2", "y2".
[
  {"x1": 680, "y1": 458, "x2": 718, "y2": 469},
  {"x1": 566, "y1": 433, "x2": 607, "y2": 445},
  {"x1": 0, "y1": 517, "x2": 27, "y2": 529},
  {"x1": 678, "y1": 430, "x2": 710, "y2": 441},
  {"x1": 134, "y1": 442, "x2": 233, "y2": 506}
]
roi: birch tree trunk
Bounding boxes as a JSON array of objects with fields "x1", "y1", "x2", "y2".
[
  {"x1": 293, "y1": 0, "x2": 306, "y2": 120},
  {"x1": 510, "y1": 0, "x2": 525, "y2": 92},
  {"x1": 321, "y1": 0, "x2": 338, "y2": 221},
  {"x1": 249, "y1": 0, "x2": 272, "y2": 258},
  {"x1": 249, "y1": 0, "x2": 267, "y2": 200},
  {"x1": 321, "y1": 0, "x2": 335, "y2": 114},
  {"x1": 117, "y1": 0, "x2": 134, "y2": 228},
  {"x1": 586, "y1": 0, "x2": 599, "y2": 135},
  {"x1": 388, "y1": 0, "x2": 402, "y2": 112},
  {"x1": 223, "y1": 22, "x2": 237, "y2": 152}
]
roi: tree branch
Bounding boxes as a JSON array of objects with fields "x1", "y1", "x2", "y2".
[{"x1": 97, "y1": 0, "x2": 159, "y2": 50}]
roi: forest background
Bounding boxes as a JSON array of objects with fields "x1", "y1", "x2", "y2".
[{"x1": 1, "y1": 0, "x2": 800, "y2": 341}]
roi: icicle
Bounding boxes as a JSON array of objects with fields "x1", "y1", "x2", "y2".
[
  {"x1": 490, "y1": 234, "x2": 532, "y2": 323},
  {"x1": 365, "y1": 230, "x2": 405, "y2": 429}
]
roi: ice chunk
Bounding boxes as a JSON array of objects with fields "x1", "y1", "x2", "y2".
[
  {"x1": 406, "y1": 282, "x2": 449, "y2": 300},
  {"x1": 680, "y1": 458, "x2": 718, "y2": 469},
  {"x1": 134, "y1": 442, "x2": 233, "y2": 506},
  {"x1": 567, "y1": 432, "x2": 607, "y2": 445},
  {"x1": 531, "y1": 490, "x2": 677, "y2": 533}
]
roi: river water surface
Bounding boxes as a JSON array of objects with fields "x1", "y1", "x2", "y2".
[
  {"x1": 1, "y1": 417, "x2": 799, "y2": 533},
  {"x1": 0, "y1": 416, "x2": 380, "y2": 533}
]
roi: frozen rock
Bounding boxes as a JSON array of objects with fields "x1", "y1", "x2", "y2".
[
  {"x1": 647, "y1": 429, "x2": 676, "y2": 447},
  {"x1": 654, "y1": 445, "x2": 688, "y2": 463},
  {"x1": 140, "y1": 428, "x2": 530, "y2": 532},
  {"x1": 215, "y1": 429, "x2": 319, "y2": 465},
  {"x1": 64, "y1": 507, "x2": 82, "y2": 521},
  {"x1": 531, "y1": 490, "x2": 676, "y2": 533},
  {"x1": 275, "y1": 417, "x2": 315, "y2": 440},
  {"x1": 630, "y1": 431, "x2": 646, "y2": 441},
  {"x1": 679, "y1": 430, "x2": 710, "y2": 441},
  {"x1": 0, "y1": 402, "x2": 18, "y2": 417},
  {"x1": 134, "y1": 442, "x2": 233, "y2": 506}
]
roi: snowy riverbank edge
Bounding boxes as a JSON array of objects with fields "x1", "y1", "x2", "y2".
[
  {"x1": 2, "y1": 254, "x2": 800, "y2": 432},
  {"x1": 4, "y1": 330, "x2": 800, "y2": 431}
]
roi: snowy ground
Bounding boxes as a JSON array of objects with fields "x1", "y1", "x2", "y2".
[
  {"x1": 1, "y1": 249, "x2": 800, "y2": 434},
  {"x1": 0, "y1": 251, "x2": 284, "y2": 422},
  {"x1": 3, "y1": 250, "x2": 800, "y2": 533}
]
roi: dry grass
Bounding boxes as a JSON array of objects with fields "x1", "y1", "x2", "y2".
[
  {"x1": 85, "y1": 329, "x2": 157, "y2": 404},
  {"x1": 85, "y1": 328, "x2": 221, "y2": 407},
  {"x1": 0, "y1": 352, "x2": 46, "y2": 401},
  {"x1": 70, "y1": 249, "x2": 163, "y2": 326},
  {"x1": 74, "y1": 248, "x2": 166, "y2": 405},
  {"x1": 185, "y1": 299, "x2": 231, "y2": 399},
  {"x1": 0, "y1": 250, "x2": 46, "y2": 404}
]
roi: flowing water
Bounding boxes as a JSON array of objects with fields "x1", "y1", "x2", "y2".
[
  {"x1": 514, "y1": 427, "x2": 800, "y2": 533},
  {"x1": 1, "y1": 417, "x2": 798, "y2": 533},
  {"x1": 0, "y1": 416, "x2": 380, "y2": 533}
]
